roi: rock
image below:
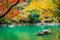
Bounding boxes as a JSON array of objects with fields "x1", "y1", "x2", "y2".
[{"x1": 8, "y1": 25, "x2": 15, "y2": 27}]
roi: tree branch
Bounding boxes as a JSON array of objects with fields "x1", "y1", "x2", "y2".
[{"x1": 0, "y1": 0, "x2": 19, "y2": 18}]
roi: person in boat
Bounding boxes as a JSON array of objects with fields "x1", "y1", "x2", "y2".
[{"x1": 37, "y1": 29, "x2": 51, "y2": 35}]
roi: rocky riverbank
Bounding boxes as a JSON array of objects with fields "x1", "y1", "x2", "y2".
[{"x1": 0, "y1": 23, "x2": 60, "y2": 27}]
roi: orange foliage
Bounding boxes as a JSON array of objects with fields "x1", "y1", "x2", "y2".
[
  {"x1": 0, "y1": 3, "x2": 3, "y2": 11},
  {"x1": 9, "y1": 0, "x2": 17, "y2": 3},
  {"x1": 4, "y1": 9, "x2": 22, "y2": 19},
  {"x1": 20, "y1": 15, "x2": 24, "y2": 20},
  {"x1": 19, "y1": 0, "x2": 24, "y2": 2}
]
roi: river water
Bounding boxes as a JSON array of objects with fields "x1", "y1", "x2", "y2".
[{"x1": 0, "y1": 24, "x2": 60, "y2": 40}]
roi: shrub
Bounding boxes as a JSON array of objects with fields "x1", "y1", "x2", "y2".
[{"x1": 28, "y1": 9, "x2": 41, "y2": 23}]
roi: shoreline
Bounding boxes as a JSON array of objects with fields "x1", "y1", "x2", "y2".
[{"x1": 0, "y1": 23, "x2": 60, "y2": 26}]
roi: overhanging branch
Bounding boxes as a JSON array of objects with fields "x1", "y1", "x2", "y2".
[{"x1": 0, "y1": 0, "x2": 19, "y2": 18}]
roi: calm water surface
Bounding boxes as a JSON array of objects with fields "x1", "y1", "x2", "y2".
[{"x1": 0, "y1": 24, "x2": 60, "y2": 40}]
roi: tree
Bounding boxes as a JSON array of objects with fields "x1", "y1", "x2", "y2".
[
  {"x1": 28, "y1": 9, "x2": 41, "y2": 23},
  {"x1": 0, "y1": 0, "x2": 19, "y2": 18},
  {"x1": 52, "y1": 0, "x2": 60, "y2": 23}
]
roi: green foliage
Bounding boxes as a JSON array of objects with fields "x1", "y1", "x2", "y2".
[
  {"x1": 38, "y1": 18, "x2": 43, "y2": 22},
  {"x1": 58, "y1": 5, "x2": 60, "y2": 10},
  {"x1": 28, "y1": 9, "x2": 40, "y2": 23},
  {"x1": 44, "y1": 16, "x2": 50, "y2": 19},
  {"x1": 28, "y1": 14, "x2": 39, "y2": 23},
  {"x1": 53, "y1": 12, "x2": 60, "y2": 19},
  {"x1": 0, "y1": 18, "x2": 11, "y2": 23},
  {"x1": 52, "y1": 0, "x2": 60, "y2": 4}
]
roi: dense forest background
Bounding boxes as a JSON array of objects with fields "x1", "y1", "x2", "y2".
[{"x1": 0, "y1": 0, "x2": 60, "y2": 23}]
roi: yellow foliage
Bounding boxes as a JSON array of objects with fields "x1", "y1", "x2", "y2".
[
  {"x1": 22, "y1": 0, "x2": 57, "y2": 13},
  {"x1": 22, "y1": 0, "x2": 57, "y2": 21},
  {"x1": 40, "y1": 11, "x2": 53, "y2": 20},
  {"x1": 22, "y1": 2, "x2": 37, "y2": 12}
]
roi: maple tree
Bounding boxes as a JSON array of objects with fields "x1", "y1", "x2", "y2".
[{"x1": 0, "y1": 0, "x2": 19, "y2": 18}]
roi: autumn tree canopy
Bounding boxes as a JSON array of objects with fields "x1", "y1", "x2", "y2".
[
  {"x1": 0, "y1": 0, "x2": 19, "y2": 18},
  {"x1": 0, "y1": 0, "x2": 60, "y2": 23}
]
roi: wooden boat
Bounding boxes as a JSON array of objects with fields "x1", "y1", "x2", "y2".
[{"x1": 37, "y1": 29, "x2": 51, "y2": 35}]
